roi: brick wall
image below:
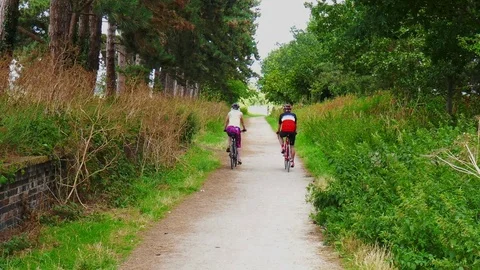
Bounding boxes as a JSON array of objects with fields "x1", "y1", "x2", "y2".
[{"x1": 0, "y1": 157, "x2": 56, "y2": 232}]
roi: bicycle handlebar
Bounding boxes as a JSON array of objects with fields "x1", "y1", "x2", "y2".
[{"x1": 224, "y1": 129, "x2": 247, "y2": 132}]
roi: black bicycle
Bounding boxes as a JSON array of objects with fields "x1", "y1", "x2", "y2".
[{"x1": 226, "y1": 129, "x2": 246, "y2": 169}]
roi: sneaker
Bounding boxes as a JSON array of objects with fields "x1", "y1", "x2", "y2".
[
  {"x1": 290, "y1": 161, "x2": 294, "y2": 168},
  {"x1": 226, "y1": 147, "x2": 230, "y2": 152},
  {"x1": 238, "y1": 160, "x2": 242, "y2": 165},
  {"x1": 281, "y1": 148, "x2": 285, "y2": 154}
]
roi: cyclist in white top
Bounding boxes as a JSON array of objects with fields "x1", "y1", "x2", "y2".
[{"x1": 224, "y1": 103, "x2": 247, "y2": 164}]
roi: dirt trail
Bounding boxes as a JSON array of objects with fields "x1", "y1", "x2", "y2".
[{"x1": 120, "y1": 117, "x2": 343, "y2": 270}]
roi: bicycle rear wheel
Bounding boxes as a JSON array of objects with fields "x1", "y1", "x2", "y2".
[{"x1": 284, "y1": 143, "x2": 290, "y2": 171}]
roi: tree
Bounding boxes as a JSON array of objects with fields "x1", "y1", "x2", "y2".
[
  {"x1": 352, "y1": 0, "x2": 480, "y2": 114},
  {"x1": 48, "y1": 0, "x2": 73, "y2": 68},
  {"x1": 0, "y1": 0, "x2": 20, "y2": 56},
  {"x1": 0, "y1": 0, "x2": 20, "y2": 92}
]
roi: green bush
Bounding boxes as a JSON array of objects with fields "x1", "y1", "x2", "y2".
[
  {"x1": 302, "y1": 94, "x2": 480, "y2": 269},
  {"x1": 0, "y1": 235, "x2": 30, "y2": 257},
  {"x1": 0, "y1": 104, "x2": 65, "y2": 156},
  {"x1": 181, "y1": 112, "x2": 199, "y2": 144},
  {"x1": 240, "y1": 106, "x2": 248, "y2": 115}
]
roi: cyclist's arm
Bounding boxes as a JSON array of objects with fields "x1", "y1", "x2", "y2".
[
  {"x1": 277, "y1": 115, "x2": 282, "y2": 133},
  {"x1": 294, "y1": 114, "x2": 298, "y2": 133}
]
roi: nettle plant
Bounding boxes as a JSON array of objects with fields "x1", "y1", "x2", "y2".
[{"x1": 303, "y1": 94, "x2": 480, "y2": 269}]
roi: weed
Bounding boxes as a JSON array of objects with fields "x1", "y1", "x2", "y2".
[
  {"x1": 297, "y1": 93, "x2": 480, "y2": 268},
  {"x1": 0, "y1": 235, "x2": 30, "y2": 257}
]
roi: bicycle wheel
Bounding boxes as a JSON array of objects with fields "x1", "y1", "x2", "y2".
[
  {"x1": 230, "y1": 139, "x2": 236, "y2": 169},
  {"x1": 286, "y1": 144, "x2": 291, "y2": 172},
  {"x1": 284, "y1": 139, "x2": 290, "y2": 171},
  {"x1": 233, "y1": 143, "x2": 238, "y2": 167}
]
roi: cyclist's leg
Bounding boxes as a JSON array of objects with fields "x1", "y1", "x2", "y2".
[
  {"x1": 278, "y1": 132, "x2": 287, "y2": 153},
  {"x1": 277, "y1": 133, "x2": 284, "y2": 147},
  {"x1": 227, "y1": 136, "x2": 232, "y2": 152},
  {"x1": 289, "y1": 132, "x2": 296, "y2": 166},
  {"x1": 226, "y1": 126, "x2": 236, "y2": 152}
]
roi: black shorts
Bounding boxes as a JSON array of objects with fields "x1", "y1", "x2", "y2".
[{"x1": 279, "y1": 131, "x2": 296, "y2": 146}]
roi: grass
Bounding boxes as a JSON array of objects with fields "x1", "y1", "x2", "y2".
[
  {"x1": 0, "y1": 55, "x2": 228, "y2": 269},
  {"x1": 0, "y1": 128, "x2": 224, "y2": 269},
  {"x1": 292, "y1": 94, "x2": 480, "y2": 269}
]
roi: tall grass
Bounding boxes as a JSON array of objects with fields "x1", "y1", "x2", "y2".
[
  {"x1": 0, "y1": 55, "x2": 228, "y2": 268},
  {"x1": 0, "y1": 56, "x2": 226, "y2": 204},
  {"x1": 296, "y1": 92, "x2": 480, "y2": 269}
]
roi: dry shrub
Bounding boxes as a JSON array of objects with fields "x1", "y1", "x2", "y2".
[
  {"x1": 113, "y1": 84, "x2": 226, "y2": 169},
  {"x1": 304, "y1": 94, "x2": 357, "y2": 116},
  {"x1": 2, "y1": 55, "x2": 226, "y2": 204},
  {"x1": 0, "y1": 57, "x2": 12, "y2": 93},
  {"x1": 10, "y1": 56, "x2": 96, "y2": 109},
  {"x1": 342, "y1": 236, "x2": 396, "y2": 270},
  {"x1": 432, "y1": 117, "x2": 480, "y2": 179}
]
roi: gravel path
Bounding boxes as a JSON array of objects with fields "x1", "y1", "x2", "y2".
[{"x1": 119, "y1": 117, "x2": 343, "y2": 270}]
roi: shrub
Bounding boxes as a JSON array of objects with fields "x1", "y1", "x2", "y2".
[
  {"x1": 302, "y1": 93, "x2": 480, "y2": 269},
  {"x1": 0, "y1": 57, "x2": 228, "y2": 208},
  {"x1": 0, "y1": 235, "x2": 30, "y2": 257}
]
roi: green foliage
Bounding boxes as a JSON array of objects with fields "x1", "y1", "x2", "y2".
[
  {"x1": 39, "y1": 203, "x2": 83, "y2": 226},
  {"x1": 180, "y1": 112, "x2": 199, "y2": 145},
  {"x1": 0, "y1": 98, "x2": 225, "y2": 269},
  {"x1": 0, "y1": 103, "x2": 65, "y2": 156},
  {"x1": 0, "y1": 235, "x2": 30, "y2": 257},
  {"x1": 199, "y1": 80, "x2": 254, "y2": 103},
  {"x1": 18, "y1": 0, "x2": 49, "y2": 44},
  {"x1": 260, "y1": 0, "x2": 480, "y2": 115},
  {"x1": 240, "y1": 106, "x2": 248, "y2": 115},
  {"x1": 302, "y1": 94, "x2": 480, "y2": 268}
]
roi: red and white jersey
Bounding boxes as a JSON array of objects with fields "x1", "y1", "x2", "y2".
[{"x1": 278, "y1": 112, "x2": 297, "y2": 132}]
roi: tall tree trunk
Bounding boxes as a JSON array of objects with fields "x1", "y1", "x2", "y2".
[
  {"x1": 135, "y1": 54, "x2": 141, "y2": 65},
  {"x1": 173, "y1": 78, "x2": 178, "y2": 96},
  {"x1": 77, "y1": 4, "x2": 89, "y2": 61},
  {"x1": 446, "y1": 77, "x2": 455, "y2": 116},
  {"x1": 105, "y1": 18, "x2": 116, "y2": 97},
  {"x1": 87, "y1": 8, "x2": 101, "y2": 72},
  {"x1": 78, "y1": 6, "x2": 89, "y2": 42},
  {"x1": 68, "y1": 11, "x2": 79, "y2": 46},
  {"x1": 194, "y1": 83, "x2": 200, "y2": 98},
  {"x1": 49, "y1": 0, "x2": 73, "y2": 69},
  {"x1": 117, "y1": 44, "x2": 126, "y2": 95},
  {"x1": 0, "y1": 0, "x2": 19, "y2": 93},
  {"x1": 0, "y1": 0, "x2": 19, "y2": 56},
  {"x1": 165, "y1": 73, "x2": 175, "y2": 95},
  {"x1": 158, "y1": 68, "x2": 167, "y2": 93}
]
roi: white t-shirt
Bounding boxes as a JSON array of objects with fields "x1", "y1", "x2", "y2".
[{"x1": 227, "y1": 109, "x2": 243, "y2": 127}]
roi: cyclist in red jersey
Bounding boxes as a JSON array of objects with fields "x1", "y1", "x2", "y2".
[{"x1": 276, "y1": 104, "x2": 297, "y2": 168}]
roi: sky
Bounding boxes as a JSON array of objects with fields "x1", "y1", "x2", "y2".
[{"x1": 252, "y1": 0, "x2": 312, "y2": 74}]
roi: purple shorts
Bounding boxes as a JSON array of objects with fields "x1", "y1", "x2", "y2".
[{"x1": 226, "y1": 126, "x2": 241, "y2": 148}]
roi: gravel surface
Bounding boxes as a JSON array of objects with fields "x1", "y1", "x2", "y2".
[{"x1": 119, "y1": 117, "x2": 343, "y2": 270}]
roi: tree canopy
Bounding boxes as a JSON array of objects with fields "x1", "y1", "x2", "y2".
[
  {"x1": 258, "y1": 0, "x2": 480, "y2": 115},
  {"x1": 0, "y1": 0, "x2": 260, "y2": 101}
]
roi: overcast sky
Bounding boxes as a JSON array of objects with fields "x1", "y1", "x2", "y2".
[{"x1": 252, "y1": 0, "x2": 312, "y2": 74}]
